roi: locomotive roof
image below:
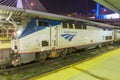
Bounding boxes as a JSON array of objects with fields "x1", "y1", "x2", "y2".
[{"x1": 0, "y1": 5, "x2": 119, "y2": 29}]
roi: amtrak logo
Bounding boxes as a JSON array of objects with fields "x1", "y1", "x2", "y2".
[{"x1": 61, "y1": 34, "x2": 76, "y2": 41}]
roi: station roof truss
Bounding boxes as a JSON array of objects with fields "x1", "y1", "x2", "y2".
[
  {"x1": 94, "y1": 0, "x2": 120, "y2": 13},
  {"x1": 0, "y1": 5, "x2": 119, "y2": 29}
]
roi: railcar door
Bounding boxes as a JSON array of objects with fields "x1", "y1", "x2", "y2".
[{"x1": 50, "y1": 25, "x2": 58, "y2": 49}]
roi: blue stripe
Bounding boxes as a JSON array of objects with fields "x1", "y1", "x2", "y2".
[
  {"x1": 61, "y1": 34, "x2": 76, "y2": 41},
  {"x1": 67, "y1": 34, "x2": 75, "y2": 41},
  {"x1": 64, "y1": 35, "x2": 72, "y2": 40},
  {"x1": 18, "y1": 18, "x2": 61, "y2": 38},
  {"x1": 61, "y1": 34, "x2": 71, "y2": 37}
]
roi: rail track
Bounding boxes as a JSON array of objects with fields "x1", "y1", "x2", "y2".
[{"x1": 0, "y1": 44, "x2": 119, "y2": 80}]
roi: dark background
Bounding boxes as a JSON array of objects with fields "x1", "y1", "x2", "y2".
[{"x1": 40, "y1": 0, "x2": 96, "y2": 15}]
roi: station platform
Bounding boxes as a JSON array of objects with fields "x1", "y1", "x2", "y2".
[
  {"x1": 0, "y1": 42, "x2": 11, "y2": 49},
  {"x1": 0, "y1": 37, "x2": 11, "y2": 49},
  {"x1": 29, "y1": 48, "x2": 120, "y2": 80}
]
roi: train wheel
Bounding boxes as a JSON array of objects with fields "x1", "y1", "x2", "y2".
[
  {"x1": 102, "y1": 43, "x2": 105, "y2": 47},
  {"x1": 49, "y1": 50, "x2": 63, "y2": 58},
  {"x1": 68, "y1": 48, "x2": 76, "y2": 54},
  {"x1": 56, "y1": 50, "x2": 62, "y2": 57},
  {"x1": 39, "y1": 52, "x2": 48, "y2": 63},
  {"x1": 60, "y1": 48, "x2": 68, "y2": 57}
]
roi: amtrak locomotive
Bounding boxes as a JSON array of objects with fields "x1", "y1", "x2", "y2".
[
  {"x1": 10, "y1": 18, "x2": 120, "y2": 67},
  {"x1": 0, "y1": 5, "x2": 120, "y2": 68}
]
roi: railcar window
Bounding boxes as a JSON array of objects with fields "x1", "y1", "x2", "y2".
[
  {"x1": 105, "y1": 36, "x2": 108, "y2": 40},
  {"x1": 82, "y1": 25, "x2": 87, "y2": 30},
  {"x1": 69, "y1": 24, "x2": 73, "y2": 29},
  {"x1": 43, "y1": 22, "x2": 49, "y2": 26},
  {"x1": 38, "y1": 21, "x2": 42, "y2": 26},
  {"x1": 37, "y1": 21, "x2": 49, "y2": 27},
  {"x1": 109, "y1": 36, "x2": 112, "y2": 39},
  {"x1": 75, "y1": 24, "x2": 82, "y2": 29},
  {"x1": 62, "y1": 23, "x2": 67, "y2": 28}
]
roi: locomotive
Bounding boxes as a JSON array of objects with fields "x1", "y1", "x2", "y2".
[
  {"x1": 10, "y1": 18, "x2": 120, "y2": 67},
  {"x1": 0, "y1": 5, "x2": 120, "y2": 68}
]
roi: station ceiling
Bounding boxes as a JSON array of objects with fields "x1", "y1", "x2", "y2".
[
  {"x1": 94, "y1": 0, "x2": 120, "y2": 13},
  {"x1": 0, "y1": 5, "x2": 119, "y2": 28}
]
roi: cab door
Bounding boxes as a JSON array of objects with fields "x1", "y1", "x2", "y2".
[{"x1": 50, "y1": 26, "x2": 58, "y2": 49}]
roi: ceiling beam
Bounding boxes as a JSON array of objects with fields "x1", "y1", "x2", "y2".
[{"x1": 94, "y1": 0, "x2": 120, "y2": 13}]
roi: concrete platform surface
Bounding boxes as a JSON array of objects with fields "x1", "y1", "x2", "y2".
[{"x1": 29, "y1": 48, "x2": 120, "y2": 80}]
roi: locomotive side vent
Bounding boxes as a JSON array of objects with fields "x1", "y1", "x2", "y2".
[
  {"x1": 42, "y1": 41, "x2": 49, "y2": 47},
  {"x1": 105, "y1": 36, "x2": 112, "y2": 40}
]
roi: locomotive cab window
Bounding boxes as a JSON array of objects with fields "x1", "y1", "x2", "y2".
[
  {"x1": 75, "y1": 24, "x2": 82, "y2": 29},
  {"x1": 36, "y1": 20, "x2": 49, "y2": 27},
  {"x1": 82, "y1": 25, "x2": 87, "y2": 30},
  {"x1": 62, "y1": 22, "x2": 67, "y2": 28},
  {"x1": 69, "y1": 23, "x2": 73, "y2": 29}
]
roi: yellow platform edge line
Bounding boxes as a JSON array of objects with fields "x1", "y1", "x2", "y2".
[
  {"x1": 0, "y1": 43, "x2": 11, "y2": 49},
  {"x1": 74, "y1": 47, "x2": 120, "y2": 69},
  {"x1": 29, "y1": 47, "x2": 120, "y2": 80}
]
